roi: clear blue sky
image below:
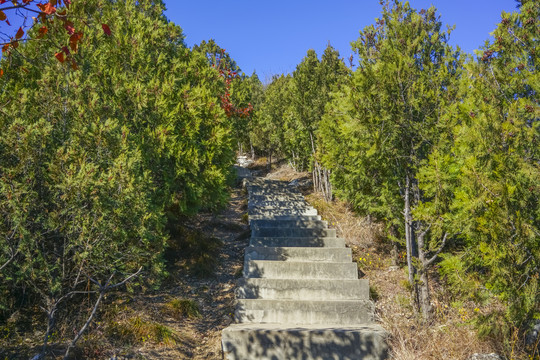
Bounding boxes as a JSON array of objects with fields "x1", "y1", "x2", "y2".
[{"x1": 164, "y1": 1, "x2": 518, "y2": 82}]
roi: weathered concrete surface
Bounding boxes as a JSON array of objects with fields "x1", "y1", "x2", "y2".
[
  {"x1": 250, "y1": 236, "x2": 346, "y2": 248},
  {"x1": 252, "y1": 227, "x2": 336, "y2": 238},
  {"x1": 222, "y1": 323, "x2": 389, "y2": 360},
  {"x1": 222, "y1": 178, "x2": 388, "y2": 359},
  {"x1": 248, "y1": 214, "x2": 322, "y2": 221},
  {"x1": 236, "y1": 278, "x2": 369, "y2": 300},
  {"x1": 235, "y1": 299, "x2": 374, "y2": 324},
  {"x1": 250, "y1": 218, "x2": 328, "y2": 229},
  {"x1": 244, "y1": 260, "x2": 359, "y2": 279},
  {"x1": 244, "y1": 246, "x2": 352, "y2": 262}
]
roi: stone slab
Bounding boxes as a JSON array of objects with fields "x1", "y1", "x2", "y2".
[
  {"x1": 236, "y1": 278, "x2": 369, "y2": 300},
  {"x1": 235, "y1": 299, "x2": 374, "y2": 324},
  {"x1": 244, "y1": 246, "x2": 351, "y2": 263},
  {"x1": 222, "y1": 323, "x2": 389, "y2": 360},
  {"x1": 244, "y1": 260, "x2": 359, "y2": 279},
  {"x1": 250, "y1": 237, "x2": 345, "y2": 248}
]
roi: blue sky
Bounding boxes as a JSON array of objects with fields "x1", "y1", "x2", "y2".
[{"x1": 165, "y1": 1, "x2": 518, "y2": 82}]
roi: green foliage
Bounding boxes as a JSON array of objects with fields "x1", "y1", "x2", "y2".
[
  {"x1": 431, "y1": 0, "x2": 540, "y2": 343},
  {"x1": 0, "y1": 0, "x2": 235, "y2": 353},
  {"x1": 106, "y1": 315, "x2": 178, "y2": 346},
  {"x1": 320, "y1": 1, "x2": 462, "y2": 230},
  {"x1": 165, "y1": 298, "x2": 201, "y2": 319},
  {"x1": 252, "y1": 74, "x2": 291, "y2": 159}
]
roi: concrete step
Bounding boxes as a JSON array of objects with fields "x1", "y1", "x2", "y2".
[
  {"x1": 246, "y1": 185, "x2": 299, "y2": 193},
  {"x1": 248, "y1": 200, "x2": 309, "y2": 209},
  {"x1": 252, "y1": 227, "x2": 336, "y2": 238},
  {"x1": 248, "y1": 208, "x2": 318, "y2": 216},
  {"x1": 236, "y1": 278, "x2": 369, "y2": 300},
  {"x1": 244, "y1": 260, "x2": 359, "y2": 279},
  {"x1": 235, "y1": 299, "x2": 374, "y2": 325},
  {"x1": 248, "y1": 215, "x2": 322, "y2": 222},
  {"x1": 249, "y1": 194, "x2": 305, "y2": 201},
  {"x1": 244, "y1": 246, "x2": 351, "y2": 262},
  {"x1": 250, "y1": 237, "x2": 345, "y2": 248},
  {"x1": 250, "y1": 219, "x2": 328, "y2": 229},
  {"x1": 222, "y1": 323, "x2": 389, "y2": 360}
]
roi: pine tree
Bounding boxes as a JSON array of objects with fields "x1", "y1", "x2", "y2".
[
  {"x1": 428, "y1": 0, "x2": 539, "y2": 346},
  {"x1": 0, "y1": 0, "x2": 235, "y2": 355},
  {"x1": 319, "y1": 1, "x2": 463, "y2": 318}
]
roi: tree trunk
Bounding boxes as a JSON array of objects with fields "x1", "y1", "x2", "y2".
[
  {"x1": 417, "y1": 230, "x2": 433, "y2": 320},
  {"x1": 267, "y1": 149, "x2": 272, "y2": 171},
  {"x1": 404, "y1": 174, "x2": 419, "y2": 310},
  {"x1": 250, "y1": 140, "x2": 255, "y2": 159}
]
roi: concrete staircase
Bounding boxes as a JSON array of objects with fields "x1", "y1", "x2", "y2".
[{"x1": 222, "y1": 178, "x2": 388, "y2": 360}]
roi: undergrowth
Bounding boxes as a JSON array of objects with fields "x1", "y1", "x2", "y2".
[{"x1": 304, "y1": 189, "x2": 531, "y2": 360}]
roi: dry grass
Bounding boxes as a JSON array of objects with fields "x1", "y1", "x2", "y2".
[
  {"x1": 265, "y1": 162, "x2": 311, "y2": 182},
  {"x1": 306, "y1": 191, "x2": 385, "y2": 249},
  {"x1": 304, "y1": 190, "x2": 506, "y2": 360}
]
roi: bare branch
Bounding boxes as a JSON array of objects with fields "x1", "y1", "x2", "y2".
[
  {"x1": 425, "y1": 232, "x2": 448, "y2": 267},
  {"x1": 0, "y1": 250, "x2": 18, "y2": 272},
  {"x1": 103, "y1": 266, "x2": 143, "y2": 291},
  {"x1": 62, "y1": 267, "x2": 143, "y2": 359}
]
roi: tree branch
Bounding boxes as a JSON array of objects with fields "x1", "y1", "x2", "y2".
[
  {"x1": 0, "y1": 250, "x2": 18, "y2": 272},
  {"x1": 425, "y1": 232, "x2": 448, "y2": 267},
  {"x1": 62, "y1": 267, "x2": 143, "y2": 359}
]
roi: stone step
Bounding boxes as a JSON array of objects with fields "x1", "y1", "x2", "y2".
[
  {"x1": 248, "y1": 208, "x2": 318, "y2": 216},
  {"x1": 250, "y1": 219, "x2": 327, "y2": 229},
  {"x1": 250, "y1": 237, "x2": 345, "y2": 248},
  {"x1": 244, "y1": 246, "x2": 351, "y2": 262},
  {"x1": 252, "y1": 227, "x2": 336, "y2": 238},
  {"x1": 248, "y1": 215, "x2": 322, "y2": 222},
  {"x1": 249, "y1": 194, "x2": 305, "y2": 201},
  {"x1": 246, "y1": 185, "x2": 299, "y2": 193},
  {"x1": 247, "y1": 200, "x2": 310, "y2": 209},
  {"x1": 222, "y1": 323, "x2": 389, "y2": 360},
  {"x1": 244, "y1": 260, "x2": 359, "y2": 279},
  {"x1": 235, "y1": 299, "x2": 374, "y2": 325},
  {"x1": 236, "y1": 278, "x2": 369, "y2": 300}
]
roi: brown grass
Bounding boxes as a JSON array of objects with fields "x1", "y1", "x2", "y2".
[{"x1": 304, "y1": 190, "x2": 506, "y2": 360}]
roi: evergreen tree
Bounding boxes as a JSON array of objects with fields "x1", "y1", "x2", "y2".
[
  {"x1": 0, "y1": 0, "x2": 234, "y2": 355},
  {"x1": 427, "y1": 0, "x2": 539, "y2": 346},
  {"x1": 319, "y1": 1, "x2": 463, "y2": 318}
]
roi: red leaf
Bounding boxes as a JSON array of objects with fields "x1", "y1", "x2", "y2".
[
  {"x1": 11, "y1": 41, "x2": 18, "y2": 49},
  {"x1": 15, "y1": 27, "x2": 24, "y2": 40},
  {"x1": 71, "y1": 59, "x2": 78, "y2": 70},
  {"x1": 0, "y1": 69, "x2": 3, "y2": 77},
  {"x1": 37, "y1": 3, "x2": 56, "y2": 15},
  {"x1": 64, "y1": 0, "x2": 70, "y2": 8},
  {"x1": 50, "y1": 0, "x2": 57, "y2": 6},
  {"x1": 37, "y1": 26, "x2": 48, "y2": 39},
  {"x1": 62, "y1": 46, "x2": 70, "y2": 55},
  {"x1": 55, "y1": 51, "x2": 65, "y2": 63},
  {"x1": 1, "y1": 43, "x2": 9, "y2": 53},
  {"x1": 102, "y1": 24, "x2": 111, "y2": 36},
  {"x1": 5, "y1": 19, "x2": 10, "y2": 26},
  {"x1": 0, "y1": 10, "x2": 6, "y2": 21},
  {"x1": 64, "y1": 24, "x2": 74, "y2": 35},
  {"x1": 69, "y1": 32, "x2": 82, "y2": 51}
]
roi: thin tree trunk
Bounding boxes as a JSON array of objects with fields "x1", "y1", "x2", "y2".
[
  {"x1": 417, "y1": 230, "x2": 433, "y2": 320},
  {"x1": 250, "y1": 140, "x2": 255, "y2": 159},
  {"x1": 404, "y1": 174, "x2": 419, "y2": 309}
]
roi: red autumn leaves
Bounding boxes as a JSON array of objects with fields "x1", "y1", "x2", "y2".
[
  {"x1": 0, "y1": 0, "x2": 110, "y2": 71},
  {"x1": 214, "y1": 49, "x2": 253, "y2": 119}
]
